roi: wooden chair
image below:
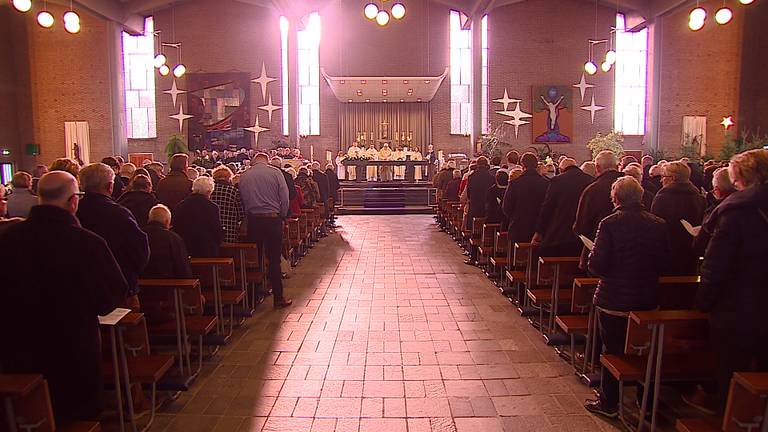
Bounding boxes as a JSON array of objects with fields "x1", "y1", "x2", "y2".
[
  {"x1": 504, "y1": 242, "x2": 533, "y2": 307},
  {"x1": 488, "y1": 231, "x2": 508, "y2": 285},
  {"x1": 476, "y1": 223, "x2": 500, "y2": 272},
  {"x1": 466, "y1": 217, "x2": 486, "y2": 263},
  {"x1": 220, "y1": 242, "x2": 265, "y2": 312},
  {"x1": 0, "y1": 374, "x2": 100, "y2": 432},
  {"x1": 527, "y1": 256, "x2": 581, "y2": 337},
  {"x1": 190, "y1": 257, "x2": 244, "y2": 341}
]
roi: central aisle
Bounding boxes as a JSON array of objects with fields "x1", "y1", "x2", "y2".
[{"x1": 153, "y1": 215, "x2": 618, "y2": 432}]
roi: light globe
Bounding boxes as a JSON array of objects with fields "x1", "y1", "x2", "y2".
[
  {"x1": 159, "y1": 65, "x2": 170, "y2": 76},
  {"x1": 392, "y1": 3, "x2": 406, "y2": 20},
  {"x1": 364, "y1": 3, "x2": 378, "y2": 20},
  {"x1": 689, "y1": 7, "x2": 707, "y2": 22},
  {"x1": 173, "y1": 64, "x2": 187, "y2": 78},
  {"x1": 689, "y1": 17, "x2": 705, "y2": 31},
  {"x1": 12, "y1": 0, "x2": 32, "y2": 13},
  {"x1": 739, "y1": 0, "x2": 754, "y2": 4},
  {"x1": 154, "y1": 53, "x2": 167, "y2": 69},
  {"x1": 601, "y1": 61, "x2": 612, "y2": 72},
  {"x1": 37, "y1": 11, "x2": 55, "y2": 28},
  {"x1": 715, "y1": 7, "x2": 733, "y2": 25},
  {"x1": 605, "y1": 50, "x2": 616, "y2": 65},
  {"x1": 584, "y1": 61, "x2": 598, "y2": 75},
  {"x1": 64, "y1": 19, "x2": 81, "y2": 34},
  {"x1": 376, "y1": 10, "x2": 390, "y2": 26}
]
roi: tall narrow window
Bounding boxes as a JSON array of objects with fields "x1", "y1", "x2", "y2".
[
  {"x1": 481, "y1": 15, "x2": 489, "y2": 134},
  {"x1": 122, "y1": 16, "x2": 156, "y2": 139},
  {"x1": 449, "y1": 10, "x2": 471, "y2": 135},
  {"x1": 613, "y1": 13, "x2": 648, "y2": 135},
  {"x1": 280, "y1": 16, "x2": 289, "y2": 135}
]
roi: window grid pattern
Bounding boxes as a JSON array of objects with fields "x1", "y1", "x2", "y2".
[
  {"x1": 481, "y1": 15, "x2": 488, "y2": 134},
  {"x1": 122, "y1": 17, "x2": 156, "y2": 139},
  {"x1": 613, "y1": 13, "x2": 648, "y2": 136},
  {"x1": 298, "y1": 13, "x2": 321, "y2": 136},
  {"x1": 450, "y1": 10, "x2": 471, "y2": 135}
]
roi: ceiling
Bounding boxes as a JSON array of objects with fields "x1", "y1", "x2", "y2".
[
  {"x1": 67, "y1": 0, "x2": 692, "y2": 34},
  {"x1": 322, "y1": 68, "x2": 449, "y2": 103}
]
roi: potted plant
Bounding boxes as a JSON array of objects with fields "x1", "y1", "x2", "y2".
[
  {"x1": 586, "y1": 131, "x2": 625, "y2": 158},
  {"x1": 165, "y1": 134, "x2": 189, "y2": 160}
]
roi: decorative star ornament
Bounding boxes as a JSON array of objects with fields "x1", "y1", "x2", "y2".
[
  {"x1": 493, "y1": 88, "x2": 521, "y2": 112},
  {"x1": 258, "y1": 94, "x2": 282, "y2": 124},
  {"x1": 169, "y1": 104, "x2": 193, "y2": 132},
  {"x1": 163, "y1": 80, "x2": 186, "y2": 108},
  {"x1": 580, "y1": 94, "x2": 605, "y2": 124},
  {"x1": 251, "y1": 63, "x2": 277, "y2": 101},
  {"x1": 720, "y1": 116, "x2": 734, "y2": 130},
  {"x1": 244, "y1": 119, "x2": 269, "y2": 144},
  {"x1": 497, "y1": 101, "x2": 532, "y2": 138},
  {"x1": 572, "y1": 73, "x2": 595, "y2": 103}
]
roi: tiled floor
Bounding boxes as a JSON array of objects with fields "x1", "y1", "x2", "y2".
[{"x1": 148, "y1": 215, "x2": 619, "y2": 432}]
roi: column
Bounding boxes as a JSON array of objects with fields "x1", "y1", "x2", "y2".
[
  {"x1": 106, "y1": 21, "x2": 128, "y2": 158},
  {"x1": 287, "y1": 17, "x2": 300, "y2": 150},
  {"x1": 646, "y1": 20, "x2": 662, "y2": 152},
  {"x1": 470, "y1": 15, "x2": 483, "y2": 153}
]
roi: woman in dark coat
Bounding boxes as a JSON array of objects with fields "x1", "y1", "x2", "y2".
[
  {"x1": 295, "y1": 167, "x2": 320, "y2": 209},
  {"x1": 325, "y1": 164, "x2": 340, "y2": 203},
  {"x1": 484, "y1": 170, "x2": 509, "y2": 227},
  {"x1": 697, "y1": 149, "x2": 768, "y2": 412},
  {"x1": 503, "y1": 152, "x2": 549, "y2": 243},
  {"x1": 172, "y1": 176, "x2": 224, "y2": 257},
  {"x1": 117, "y1": 174, "x2": 159, "y2": 227}
]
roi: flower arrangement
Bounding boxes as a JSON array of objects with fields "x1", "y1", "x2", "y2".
[{"x1": 586, "y1": 131, "x2": 625, "y2": 158}]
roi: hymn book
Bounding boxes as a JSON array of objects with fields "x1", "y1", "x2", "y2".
[
  {"x1": 680, "y1": 220, "x2": 701, "y2": 236},
  {"x1": 98, "y1": 308, "x2": 131, "y2": 326},
  {"x1": 579, "y1": 235, "x2": 594, "y2": 251}
]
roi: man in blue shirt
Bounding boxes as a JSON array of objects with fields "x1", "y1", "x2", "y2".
[{"x1": 239, "y1": 153, "x2": 292, "y2": 308}]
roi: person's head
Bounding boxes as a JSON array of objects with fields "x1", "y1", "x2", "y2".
[
  {"x1": 38, "y1": 171, "x2": 81, "y2": 214},
  {"x1": 508, "y1": 168, "x2": 523, "y2": 181},
  {"x1": 649, "y1": 164, "x2": 663, "y2": 177},
  {"x1": 101, "y1": 156, "x2": 120, "y2": 174},
  {"x1": 495, "y1": 170, "x2": 509, "y2": 187},
  {"x1": 662, "y1": 161, "x2": 691, "y2": 187},
  {"x1": 594, "y1": 150, "x2": 618, "y2": 175},
  {"x1": 452, "y1": 169, "x2": 462, "y2": 179},
  {"x1": 79, "y1": 163, "x2": 115, "y2": 196},
  {"x1": 0, "y1": 184, "x2": 7, "y2": 217},
  {"x1": 447, "y1": 160, "x2": 456, "y2": 170},
  {"x1": 520, "y1": 152, "x2": 538, "y2": 171},
  {"x1": 147, "y1": 162, "x2": 165, "y2": 176},
  {"x1": 141, "y1": 159, "x2": 152, "y2": 167},
  {"x1": 134, "y1": 167, "x2": 150, "y2": 178},
  {"x1": 186, "y1": 167, "x2": 200, "y2": 181},
  {"x1": 191, "y1": 176, "x2": 215, "y2": 198},
  {"x1": 619, "y1": 155, "x2": 638, "y2": 170},
  {"x1": 50, "y1": 158, "x2": 80, "y2": 177},
  {"x1": 325, "y1": 164, "x2": 334, "y2": 172},
  {"x1": 490, "y1": 155, "x2": 502, "y2": 167},
  {"x1": 119, "y1": 162, "x2": 136, "y2": 178},
  {"x1": 506, "y1": 150, "x2": 520, "y2": 166},
  {"x1": 212, "y1": 165, "x2": 234, "y2": 183},
  {"x1": 580, "y1": 161, "x2": 597, "y2": 177},
  {"x1": 711, "y1": 167, "x2": 735, "y2": 199},
  {"x1": 728, "y1": 149, "x2": 768, "y2": 191},
  {"x1": 286, "y1": 167, "x2": 297, "y2": 179},
  {"x1": 169, "y1": 153, "x2": 189, "y2": 173},
  {"x1": 298, "y1": 166, "x2": 309, "y2": 177},
  {"x1": 270, "y1": 156, "x2": 283, "y2": 167},
  {"x1": 543, "y1": 163, "x2": 556, "y2": 178},
  {"x1": 559, "y1": 157, "x2": 577, "y2": 172},
  {"x1": 32, "y1": 164, "x2": 48, "y2": 178},
  {"x1": 622, "y1": 164, "x2": 643, "y2": 183},
  {"x1": 611, "y1": 176, "x2": 644, "y2": 208},
  {"x1": 642, "y1": 155, "x2": 654, "y2": 167},
  {"x1": 311, "y1": 161, "x2": 321, "y2": 171},
  {"x1": 129, "y1": 174, "x2": 152, "y2": 193},
  {"x1": 11, "y1": 171, "x2": 32, "y2": 190},
  {"x1": 147, "y1": 204, "x2": 172, "y2": 228},
  {"x1": 476, "y1": 156, "x2": 489, "y2": 168},
  {"x1": 253, "y1": 152, "x2": 269, "y2": 164}
]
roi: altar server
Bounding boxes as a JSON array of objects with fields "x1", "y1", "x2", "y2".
[{"x1": 365, "y1": 144, "x2": 379, "y2": 181}]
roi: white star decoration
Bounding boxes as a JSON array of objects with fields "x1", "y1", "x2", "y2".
[
  {"x1": 580, "y1": 94, "x2": 605, "y2": 124},
  {"x1": 572, "y1": 73, "x2": 595, "y2": 103},
  {"x1": 497, "y1": 101, "x2": 532, "y2": 138},
  {"x1": 163, "y1": 80, "x2": 186, "y2": 108},
  {"x1": 493, "y1": 88, "x2": 521, "y2": 112},
  {"x1": 244, "y1": 119, "x2": 269, "y2": 144},
  {"x1": 251, "y1": 63, "x2": 277, "y2": 101},
  {"x1": 169, "y1": 104, "x2": 193, "y2": 132},
  {"x1": 720, "y1": 116, "x2": 734, "y2": 129},
  {"x1": 258, "y1": 94, "x2": 282, "y2": 124}
]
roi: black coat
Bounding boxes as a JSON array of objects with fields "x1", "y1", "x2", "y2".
[
  {"x1": 588, "y1": 203, "x2": 671, "y2": 312},
  {"x1": 697, "y1": 182, "x2": 768, "y2": 335},
  {"x1": 466, "y1": 166, "x2": 496, "y2": 221},
  {"x1": 77, "y1": 192, "x2": 150, "y2": 296},
  {"x1": 281, "y1": 169, "x2": 297, "y2": 201},
  {"x1": 503, "y1": 169, "x2": 549, "y2": 243},
  {"x1": 142, "y1": 222, "x2": 192, "y2": 279},
  {"x1": 573, "y1": 170, "x2": 624, "y2": 266},
  {"x1": 444, "y1": 178, "x2": 461, "y2": 201},
  {"x1": 536, "y1": 166, "x2": 594, "y2": 256},
  {"x1": 111, "y1": 175, "x2": 125, "y2": 200},
  {"x1": 484, "y1": 185, "x2": 508, "y2": 227},
  {"x1": 313, "y1": 169, "x2": 330, "y2": 202},
  {"x1": 0, "y1": 205, "x2": 127, "y2": 422},
  {"x1": 172, "y1": 193, "x2": 224, "y2": 257},
  {"x1": 651, "y1": 181, "x2": 706, "y2": 275},
  {"x1": 325, "y1": 168, "x2": 340, "y2": 202},
  {"x1": 117, "y1": 190, "x2": 159, "y2": 227}
]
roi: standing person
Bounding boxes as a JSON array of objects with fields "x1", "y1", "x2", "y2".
[
  {"x1": 503, "y1": 152, "x2": 550, "y2": 244},
  {"x1": 573, "y1": 151, "x2": 623, "y2": 268},
  {"x1": 210, "y1": 165, "x2": 245, "y2": 243},
  {"x1": 0, "y1": 184, "x2": 23, "y2": 235},
  {"x1": 335, "y1": 151, "x2": 346, "y2": 180},
  {"x1": 466, "y1": 156, "x2": 495, "y2": 227},
  {"x1": 696, "y1": 149, "x2": 768, "y2": 413},
  {"x1": 156, "y1": 153, "x2": 192, "y2": 210},
  {"x1": 650, "y1": 160, "x2": 706, "y2": 275},
  {"x1": 117, "y1": 174, "x2": 159, "y2": 227},
  {"x1": 425, "y1": 144, "x2": 438, "y2": 180},
  {"x1": 101, "y1": 157, "x2": 125, "y2": 200},
  {"x1": 270, "y1": 157, "x2": 297, "y2": 203},
  {"x1": 532, "y1": 157, "x2": 594, "y2": 257},
  {"x1": 346, "y1": 142, "x2": 362, "y2": 181},
  {"x1": 0, "y1": 171, "x2": 127, "y2": 423},
  {"x1": 365, "y1": 144, "x2": 379, "y2": 181},
  {"x1": 6, "y1": 171, "x2": 37, "y2": 218},
  {"x1": 173, "y1": 176, "x2": 224, "y2": 257},
  {"x1": 378, "y1": 143, "x2": 393, "y2": 182},
  {"x1": 238, "y1": 153, "x2": 292, "y2": 308},
  {"x1": 325, "y1": 163, "x2": 340, "y2": 204},
  {"x1": 485, "y1": 170, "x2": 509, "y2": 227},
  {"x1": 312, "y1": 161, "x2": 330, "y2": 208},
  {"x1": 141, "y1": 205, "x2": 193, "y2": 279},
  {"x1": 77, "y1": 163, "x2": 149, "y2": 309}
]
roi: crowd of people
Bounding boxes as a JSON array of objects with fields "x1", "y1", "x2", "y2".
[
  {"x1": 433, "y1": 148, "x2": 768, "y2": 419},
  {"x1": 0, "y1": 151, "x2": 340, "y2": 424}
]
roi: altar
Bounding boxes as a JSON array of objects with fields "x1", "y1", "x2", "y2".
[{"x1": 342, "y1": 159, "x2": 430, "y2": 182}]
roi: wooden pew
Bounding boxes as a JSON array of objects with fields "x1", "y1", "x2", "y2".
[
  {"x1": 0, "y1": 374, "x2": 100, "y2": 432},
  {"x1": 488, "y1": 231, "x2": 508, "y2": 285},
  {"x1": 504, "y1": 242, "x2": 534, "y2": 307},
  {"x1": 527, "y1": 256, "x2": 581, "y2": 336},
  {"x1": 220, "y1": 242, "x2": 265, "y2": 312},
  {"x1": 190, "y1": 257, "x2": 246, "y2": 341},
  {"x1": 477, "y1": 223, "x2": 500, "y2": 272}
]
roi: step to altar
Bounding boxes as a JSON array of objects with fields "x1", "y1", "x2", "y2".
[{"x1": 337, "y1": 182, "x2": 436, "y2": 215}]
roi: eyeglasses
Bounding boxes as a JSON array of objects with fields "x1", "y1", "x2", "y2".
[{"x1": 69, "y1": 192, "x2": 85, "y2": 200}]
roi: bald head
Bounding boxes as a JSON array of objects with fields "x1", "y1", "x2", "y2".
[
  {"x1": 253, "y1": 153, "x2": 269, "y2": 164},
  {"x1": 595, "y1": 151, "x2": 618, "y2": 174},
  {"x1": 38, "y1": 171, "x2": 80, "y2": 214},
  {"x1": 559, "y1": 157, "x2": 577, "y2": 171}
]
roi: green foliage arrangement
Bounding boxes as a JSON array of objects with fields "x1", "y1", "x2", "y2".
[
  {"x1": 719, "y1": 129, "x2": 768, "y2": 160},
  {"x1": 165, "y1": 134, "x2": 189, "y2": 161},
  {"x1": 586, "y1": 131, "x2": 625, "y2": 159}
]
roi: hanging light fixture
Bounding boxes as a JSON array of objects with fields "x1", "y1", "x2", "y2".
[
  {"x1": 364, "y1": 3, "x2": 378, "y2": 19},
  {"x1": 689, "y1": 4, "x2": 707, "y2": 31},
  {"x1": 584, "y1": 61, "x2": 598, "y2": 75},
  {"x1": 154, "y1": 53, "x2": 167, "y2": 69},
  {"x1": 37, "y1": 0, "x2": 54, "y2": 29},
  {"x1": 173, "y1": 64, "x2": 186, "y2": 78},
  {"x1": 12, "y1": 0, "x2": 32, "y2": 13},
  {"x1": 159, "y1": 64, "x2": 170, "y2": 76},
  {"x1": 715, "y1": 6, "x2": 733, "y2": 24},
  {"x1": 64, "y1": 11, "x2": 81, "y2": 34},
  {"x1": 376, "y1": 9, "x2": 390, "y2": 26},
  {"x1": 738, "y1": 0, "x2": 754, "y2": 4},
  {"x1": 391, "y1": 3, "x2": 406, "y2": 20}
]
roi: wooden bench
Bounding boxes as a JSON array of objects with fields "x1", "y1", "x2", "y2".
[
  {"x1": 524, "y1": 256, "x2": 580, "y2": 335},
  {"x1": 190, "y1": 257, "x2": 245, "y2": 340},
  {"x1": 476, "y1": 223, "x2": 499, "y2": 270},
  {"x1": 220, "y1": 242, "x2": 265, "y2": 312},
  {"x1": 488, "y1": 231, "x2": 508, "y2": 285},
  {"x1": 0, "y1": 374, "x2": 100, "y2": 432},
  {"x1": 504, "y1": 242, "x2": 533, "y2": 307}
]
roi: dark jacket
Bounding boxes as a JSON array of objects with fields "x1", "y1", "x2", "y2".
[
  {"x1": 536, "y1": 166, "x2": 594, "y2": 256},
  {"x1": 117, "y1": 190, "x2": 159, "y2": 227},
  {"x1": 296, "y1": 173, "x2": 320, "y2": 208},
  {"x1": 503, "y1": 169, "x2": 549, "y2": 243},
  {"x1": 697, "y1": 182, "x2": 768, "y2": 334},
  {"x1": 313, "y1": 169, "x2": 330, "y2": 202},
  {"x1": 77, "y1": 192, "x2": 150, "y2": 296},
  {"x1": 573, "y1": 170, "x2": 624, "y2": 266},
  {"x1": 651, "y1": 181, "x2": 706, "y2": 275},
  {"x1": 589, "y1": 203, "x2": 670, "y2": 312},
  {"x1": 643, "y1": 175, "x2": 662, "y2": 196},
  {"x1": 0, "y1": 205, "x2": 127, "y2": 422},
  {"x1": 156, "y1": 171, "x2": 192, "y2": 210},
  {"x1": 210, "y1": 181, "x2": 245, "y2": 243},
  {"x1": 325, "y1": 168, "x2": 340, "y2": 202},
  {"x1": 444, "y1": 178, "x2": 461, "y2": 201},
  {"x1": 111, "y1": 175, "x2": 125, "y2": 200},
  {"x1": 142, "y1": 221, "x2": 192, "y2": 279},
  {"x1": 466, "y1": 165, "x2": 496, "y2": 221},
  {"x1": 281, "y1": 168, "x2": 297, "y2": 201},
  {"x1": 172, "y1": 193, "x2": 224, "y2": 257},
  {"x1": 484, "y1": 185, "x2": 508, "y2": 227}
]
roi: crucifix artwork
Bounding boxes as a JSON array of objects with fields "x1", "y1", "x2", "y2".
[{"x1": 532, "y1": 85, "x2": 572, "y2": 144}]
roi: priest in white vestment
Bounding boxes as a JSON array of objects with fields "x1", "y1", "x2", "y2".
[
  {"x1": 365, "y1": 144, "x2": 379, "y2": 181},
  {"x1": 392, "y1": 147, "x2": 405, "y2": 180},
  {"x1": 378, "y1": 143, "x2": 393, "y2": 182},
  {"x1": 346, "y1": 142, "x2": 361, "y2": 180},
  {"x1": 335, "y1": 151, "x2": 346, "y2": 180},
  {"x1": 412, "y1": 148, "x2": 424, "y2": 181}
]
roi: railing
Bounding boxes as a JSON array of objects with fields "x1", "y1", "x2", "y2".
[{"x1": 340, "y1": 187, "x2": 437, "y2": 207}]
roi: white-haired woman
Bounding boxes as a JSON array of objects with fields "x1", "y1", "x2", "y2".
[{"x1": 172, "y1": 176, "x2": 224, "y2": 257}]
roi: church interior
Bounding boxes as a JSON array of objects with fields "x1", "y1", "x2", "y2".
[{"x1": 1, "y1": 0, "x2": 768, "y2": 431}]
